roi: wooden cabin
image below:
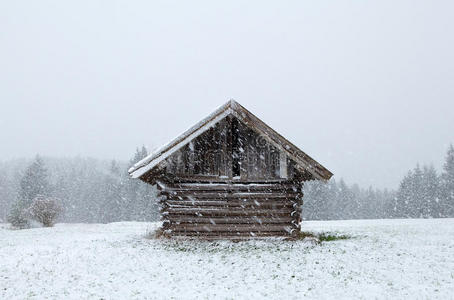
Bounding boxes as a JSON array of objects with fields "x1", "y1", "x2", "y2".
[{"x1": 129, "y1": 100, "x2": 332, "y2": 239}]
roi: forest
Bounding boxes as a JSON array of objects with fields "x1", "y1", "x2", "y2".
[
  {"x1": 304, "y1": 145, "x2": 454, "y2": 219},
  {"x1": 0, "y1": 147, "x2": 159, "y2": 225},
  {"x1": 1, "y1": 145, "x2": 453, "y2": 224}
]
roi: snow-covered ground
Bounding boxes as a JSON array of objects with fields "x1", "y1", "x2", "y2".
[{"x1": 1, "y1": 219, "x2": 453, "y2": 299}]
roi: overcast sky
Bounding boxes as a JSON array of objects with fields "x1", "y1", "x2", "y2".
[{"x1": 1, "y1": 1, "x2": 453, "y2": 189}]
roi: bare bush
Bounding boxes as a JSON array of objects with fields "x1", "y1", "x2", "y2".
[
  {"x1": 28, "y1": 196, "x2": 62, "y2": 227},
  {"x1": 7, "y1": 201, "x2": 30, "y2": 229}
]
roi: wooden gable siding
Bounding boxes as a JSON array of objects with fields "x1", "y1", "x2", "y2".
[
  {"x1": 130, "y1": 100, "x2": 332, "y2": 181},
  {"x1": 164, "y1": 116, "x2": 303, "y2": 182},
  {"x1": 165, "y1": 117, "x2": 231, "y2": 177},
  {"x1": 234, "y1": 118, "x2": 280, "y2": 180}
]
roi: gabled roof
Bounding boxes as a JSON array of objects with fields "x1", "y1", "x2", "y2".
[{"x1": 129, "y1": 100, "x2": 333, "y2": 181}]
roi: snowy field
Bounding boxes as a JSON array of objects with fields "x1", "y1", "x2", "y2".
[{"x1": 1, "y1": 219, "x2": 453, "y2": 299}]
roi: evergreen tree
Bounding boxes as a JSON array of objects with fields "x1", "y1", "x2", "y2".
[
  {"x1": 441, "y1": 144, "x2": 454, "y2": 217},
  {"x1": 411, "y1": 165, "x2": 424, "y2": 217},
  {"x1": 302, "y1": 180, "x2": 330, "y2": 220},
  {"x1": 394, "y1": 170, "x2": 414, "y2": 218},
  {"x1": 336, "y1": 179, "x2": 354, "y2": 220},
  {"x1": 380, "y1": 189, "x2": 394, "y2": 219},
  {"x1": 371, "y1": 188, "x2": 387, "y2": 219},
  {"x1": 8, "y1": 155, "x2": 50, "y2": 228},
  {"x1": 421, "y1": 165, "x2": 440, "y2": 218},
  {"x1": 0, "y1": 172, "x2": 7, "y2": 222},
  {"x1": 19, "y1": 155, "x2": 50, "y2": 203},
  {"x1": 123, "y1": 146, "x2": 159, "y2": 221},
  {"x1": 130, "y1": 146, "x2": 148, "y2": 166},
  {"x1": 394, "y1": 164, "x2": 441, "y2": 218},
  {"x1": 350, "y1": 184, "x2": 365, "y2": 219},
  {"x1": 99, "y1": 160, "x2": 124, "y2": 223},
  {"x1": 363, "y1": 187, "x2": 377, "y2": 219}
]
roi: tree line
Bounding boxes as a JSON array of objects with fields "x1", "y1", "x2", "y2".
[
  {"x1": 303, "y1": 145, "x2": 454, "y2": 220},
  {"x1": 1, "y1": 145, "x2": 453, "y2": 225},
  {"x1": 0, "y1": 147, "x2": 159, "y2": 225}
]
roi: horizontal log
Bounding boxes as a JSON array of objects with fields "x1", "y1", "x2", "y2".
[
  {"x1": 167, "y1": 224, "x2": 295, "y2": 233},
  {"x1": 168, "y1": 175, "x2": 296, "y2": 184},
  {"x1": 163, "y1": 213, "x2": 293, "y2": 220},
  {"x1": 163, "y1": 205, "x2": 295, "y2": 211},
  {"x1": 159, "y1": 183, "x2": 302, "y2": 193},
  {"x1": 163, "y1": 200, "x2": 297, "y2": 209},
  {"x1": 171, "y1": 236, "x2": 289, "y2": 240},
  {"x1": 162, "y1": 216, "x2": 294, "y2": 225},
  {"x1": 163, "y1": 207, "x2": 294, "y2": 215},
  {"x1": 167, "y1": 232, "x2": 292, "y2": 238},
  {"x1": 160, "y1": 191, "x2": 302, "y2": 200}
]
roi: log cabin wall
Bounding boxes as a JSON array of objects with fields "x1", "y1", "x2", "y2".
[{"x1": 157, "y1": 181, "x2": 303, "y2": 239}]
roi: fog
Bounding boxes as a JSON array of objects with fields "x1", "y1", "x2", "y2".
[{"x1": 1, "y1": 1, "x2": 453, "y2": 189}]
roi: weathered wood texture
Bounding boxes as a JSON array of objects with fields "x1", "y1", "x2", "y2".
[
  {"x1": 128, "y1": 101, "x2": 334, "y2": 240},
  {"x1": 164, "y1": 116, "x2": 300, "y2": 182},
  {"x1": 129, "y1": 100, "x2": 333, "y2": 181},
  {"x1": 157, "y1": 181, "x2": 303, "y2": 239}
]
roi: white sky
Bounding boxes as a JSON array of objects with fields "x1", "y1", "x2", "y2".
[{"x1": 1, "y1": 1, "x2": 453, "y2": 189}]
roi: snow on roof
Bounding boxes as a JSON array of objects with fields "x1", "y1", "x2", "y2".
[{"x1": 129, "y1": 99, "x2": 333, "y2": 181}]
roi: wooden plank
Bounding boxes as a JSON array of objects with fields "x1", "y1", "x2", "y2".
[
  {"x1": 163, "y1": 206, "x2": 295, "y2": 212},
  {"x1": 162, "y1": 174, "x2": 297, "y2": 183},
  {"x1": 163, "y1": 206, "x2": 294, "y2": 213},
  {"x1": 162, "y1": 197, "x2": 300, "y2": 205},
  {"x1": 167, "y1": 224, "x2": 295, "y2": 232},
  {"x1": 162, "y1": 217, "x2": 293, "y2": 224},
  {"x1": 159, "y1": 192, "x2": 302, "y2": 201},
  {"x1": 163, "y1": 198, "x2": 298, "y2": 205},
  {"x1": 163, "y1": 208, "x2": 294, "y2": 217},
  {"x1": 157, "y1": 194, "x2": 302, "y2": 203},
  {"x1": 167, "y1": 232, "x2": 292, "y2": 238},
  {"x1": 163, "y1": 200, "x2": 296, "y2": 208},
  {"x1": 161, "y1": 182, "x2": 301, "y2": 191},
  {"x1": 160, "y1": 191, "x2": 302, "y2": 199},
  {"x1": 280, "y1": 151, "x2": 288, "y2": 179}
]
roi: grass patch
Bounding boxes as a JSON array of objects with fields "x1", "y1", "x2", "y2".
[
  {"x1": 293, "y1": 231, "x2": 351, "y2": 243},
  {"x1": 317, "y1": 233, "x2": 351, "y2": 242}
]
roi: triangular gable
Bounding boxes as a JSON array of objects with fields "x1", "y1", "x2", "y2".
[{"x1": 129, "y1": 100, "x2": 333, "y2": 181}]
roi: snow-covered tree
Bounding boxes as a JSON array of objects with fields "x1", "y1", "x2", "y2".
[
  {"x1": 0, "y1": 172, "x2": 8, "y2": 222},
  {"x1": 19, "y1": 155, "x2": 50, "y2": 203},
  {"x1": 441, "y1": 144, "x2": 454, "y2": 217},
  {"x1": 336, "y1": 179, "x2": 355, "y2": 220},
  {"x1": 393, "y1": 164, "x2": 442, "y2": 218},
  {"x1": 8, "y1": 155, "x2": 51, "y2": 228},
  {"x1": 99, "y1": 160, "x2": 124, "y2": 223},
  {"x1": 302, "y1": 180, "x2": 329, "y2": 220},
  {"x1": 123, "y1": 146, "x2": 159, "y2": 221},
  {"x1": 420, "y1": 165, "x2": 440, "y2": 217}
]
